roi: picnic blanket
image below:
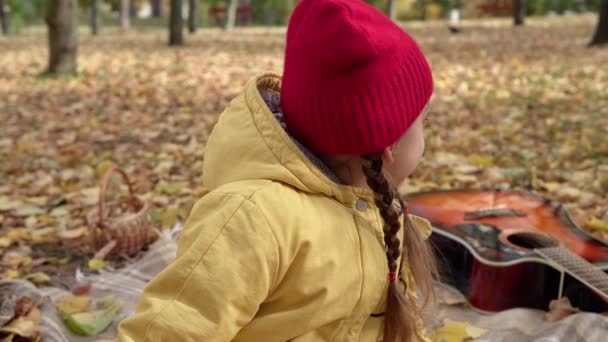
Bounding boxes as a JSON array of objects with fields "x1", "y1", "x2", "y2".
[{"x1": 4, "y1": 223, "x2": 608, "y2": 341}]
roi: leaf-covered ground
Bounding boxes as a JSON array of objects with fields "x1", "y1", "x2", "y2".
[{"x1": 0, "y1": 15, "x2": 607, "y2": 282}]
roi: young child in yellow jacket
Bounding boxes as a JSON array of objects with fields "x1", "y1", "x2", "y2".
[{"x1": 118, "y1": 0, "x2": 437, "y2": 341}]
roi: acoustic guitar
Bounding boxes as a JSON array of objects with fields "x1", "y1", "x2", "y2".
[{"x1": 405, "y1": 189, "x2": 608, "y2": 313}]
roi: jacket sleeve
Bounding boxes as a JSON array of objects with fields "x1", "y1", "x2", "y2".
[{"x1": 117, "y1": 192, "x2": 279, "y2": 342}]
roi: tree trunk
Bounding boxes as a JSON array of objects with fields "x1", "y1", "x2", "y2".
[
  {"x1": 188, "y1": 0, "x2": 197, "y2": 33},
  {"x1": 91, "y1": 0, "x2": 100, "y2": 35},
  {"x1": 0, "y1": 0, "x2": 10, "y2": 35},
  {"x1": 225, "y1": 0, "x2": 237, "y2": 31},
  {"x1": 286, "y1": 0, "x2": 294, "y2": 24},
  {"x1": 590, "y1": 0, "x2": 608, "y2": 46},
  {"x1": 513, "y1": 0, "x2": 525, "y2": 26},
  {"x1": 130, "y1": 0, "x2": 137, "y2": 17},
  {"x1": 46, "y1": 0, "x2": 78, "y2": 74},
  {"x1": 150, "y1": 0, "x2": 163, "y2": 17},
  {"x1": 169, "y1": 0, "x2": 183, "y2": 45},
  {"x1": 419, "y1": 0, "x2": 426, "y2": 20},
  {"x1": 387, "y1": 0, "x2": 396, "y2": 21},
  {"x1": 120, "y1": 0, "x2": 130, "y2": 29}
]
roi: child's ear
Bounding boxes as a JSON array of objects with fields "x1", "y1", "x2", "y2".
[{"x1": 381, "y1": 147, "x2": 395, "y2": 165}]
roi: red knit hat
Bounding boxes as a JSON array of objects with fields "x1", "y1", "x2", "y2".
[{"x1": 281, "y1": 0, "x2": 433, "y2": 155}]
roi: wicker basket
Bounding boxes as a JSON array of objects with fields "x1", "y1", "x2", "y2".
[{"x1": 86, "y1": 166, "x2": 153, "y2": 257}]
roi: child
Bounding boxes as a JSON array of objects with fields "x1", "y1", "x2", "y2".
[{"x1": 118, "y1": 0, "x2": 437, "y2": 341}]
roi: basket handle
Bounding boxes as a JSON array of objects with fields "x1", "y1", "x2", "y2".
[{"x1": 97, "y1": 166, "x2": 137, "y2": 228}]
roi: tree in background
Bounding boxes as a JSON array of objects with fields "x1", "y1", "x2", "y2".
[
  {"x1": 169, "y1": 0, "x2": 183, "y2": 45},
  {"x1": 419, "y1": 0, "x2": 427, "y2": 20},
  {"x1": 0, "y1": 0, "x2": 9, "y2": 35},
  {"x1": 590, "y1": 0, "x2": 608, "y2": 45},
  {"x1": 129, "y1": 0, "x2": 137, "y2": 17},
  {"x1": 91, "y1": 0, "x2": 101, "y2": 35},
  {"x1": 387, "y1": 0, "x2": 397, "y2": 20},
  {"x1": 188, "y1": 0, "x2": 197, "y2": 33},
  {"x1": 150, "y1": 0, "x2": 163, "y2": 17},
  {"x1": 46, "y1": 0, "x2": 78, "y2": 74},
  {"x1": 513, "y1": 0, "x2": 526, "y2": 25},
  {"x1": 120, "y1": 0, "x2": 129, "y2": 28},
  {"x1": 225, "y1": 0, "x2": 237, "y2": 30}
]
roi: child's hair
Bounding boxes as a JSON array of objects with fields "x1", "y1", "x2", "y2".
[{"x1": 362, "y1": 154, "x2": 438, "y2": 342}]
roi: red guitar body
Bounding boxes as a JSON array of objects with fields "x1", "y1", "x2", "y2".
[{"x1": 406, "y1": 189, "x2": 608, "y2": 313}]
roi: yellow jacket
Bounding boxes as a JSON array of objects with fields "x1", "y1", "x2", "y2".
[{"x1": 117, "y1": 74, "x2": 432, "y2": 342}]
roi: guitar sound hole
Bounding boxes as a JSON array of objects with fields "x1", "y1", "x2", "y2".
[{"x1": 506, "y1": 232, "x2": 558, "y2": 250}]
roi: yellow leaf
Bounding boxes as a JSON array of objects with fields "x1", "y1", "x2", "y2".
[
  {"x1": 540, "y1": 181, "x2": 562, "y2": 192},
  {"x1": 0, "y1": 196, "x2": 18, "y2": 211},
  {"x1": 465, "y1": 324, "x2": 488, "y2": 339},
  {"x1": 432, "y1": 320, "x2": 488, "y2": 342},
  {"x1": 14, "y1": 206, "x2": 44, "y2": 217},
  {"x1": 88, "y1": 259, "x2": 106, "y2": 271},
  {"x1": 3, "y1": 270, "x2": 20, "y2": 279},
  {"x1": 56, "y1": 296, "x2": 93, "y2": 315},
  {"x1": 7, "y1": 228, "x2": 31, "y2": 241},
  {"x1": 161, "y1": 206, "x2": 179, "y2": 228},
  {"x1": 453, "y1": 164, "x2": 481, "y2": 175},
  {"x1": 469, "y1": 155, "x2": 494, "y2": 168},
  {"x1": 0, "y1": 236, "x2": 12, "y2": 248},
  {"x1": 30, "y1": 227, "x2": 57, "y2": 243},
  {"x1": 24, "y1": 216, "x2": 37, "y2": 228},
  {"x1": 2, "y1": 250, "x2": 32, "y2": 268},
  {"x1": 57, "y1": 227, "x2": 88, "y2": 240},
  {"x1": 38, "y1": 215, "x2": 55, "y2": 224},
  {"x1": 95, "y1": 160, "x2": 117, "y2": 179},
  {"x1": 155, "y1": 181, "x2": 187, "y2": 195},
  {"x1": 50, "y1": 206, "x2": 69, "y2": 217},
  {"x1": 80, "y1": 187, "x2": 100, "y2": 206},
  {"x1": 588, "y1": 219, "x2": 608, "y2": 232},
  {"x1": 25, "y1": 272, "x2": 51, "y2": 286},
  {"x1": 0, "y1": 307, "x2": 41, "y2": 338},
  {"x1": 432, "y1": 321, "x2": 468, "y2": 342}
]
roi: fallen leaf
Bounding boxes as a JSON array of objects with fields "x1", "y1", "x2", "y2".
[
  {"x1": 56, "y1": 296, "x2": 93, "y2": 315},
  {"x1": 50, "y1": 206, "x2": 69, "y2": 217},
  {"x1": 59, "y1": 297, "x2": 122, "y2": 336},
  {"x1": 0, "y1": 307, "x2": 41, "y2": 339},
  {"x1": 13, "y1": 297, "x2": 35, "y2": 318},
  {"x1": 161, "y1": 206, "x2": 179, "y2": 228},
  {"x1": 0, "y1": 237, "x2": 12, "y2": 248},
  {"x1": 24, "y1": 272, "x2": 51, "y2": 286},
  {"x1": 2, "y1": 270, "x2": 20, "y2": 280},
  {"x1": 88, "y1": 259, "x2": 106, "y2": 272},
  {"x1": 453, "y1": 164, "x2": 481, "y2": 175},
  {"x1": 556, "y1": 186, "x2": 582, "y2": 201},
  {"x1": 0, "y1": 197, "x2": 23, "y2": 211},
  {"x1": 80, "y1": 187, "x2": 101, "y2": 207},
  {"x1": 30, "y1": 227, "x2": 57, "y2": 243},
  {"x1": 14, "y1": 206, "x2": 44, "y2": 217},
  {"x1": 588, "y1": 219, "x2": 608, "y2": 232},
  {"x1": 71, "y1": 283, "x2": 92, "y2": 296},
  {"x1": 431, "y1": 320, "x2": 488, "y2": 342},
  {"x1": 155, "y1": 181, "x2": 187, "y2": 195},
  {"x1": 7, "y1": 229, "x2": 31, "y2": 241},
  {"x1": 96, "y1": 161, "x2": 117, "y2": 179},
  {"x1": 24, "y1": 216, "x2": 37, "y2": 229},
  {"x1": 56, "y1": 227, "x2": 88, "y2": 240}
]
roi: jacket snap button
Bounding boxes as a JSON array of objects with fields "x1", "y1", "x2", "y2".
[{"x1": 356, "y1": 199, "x2": 368, "y2": 212}]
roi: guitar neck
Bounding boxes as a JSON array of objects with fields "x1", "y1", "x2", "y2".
[{"x1": 535, "y1": 247, "x2": 608, "y2": 298}]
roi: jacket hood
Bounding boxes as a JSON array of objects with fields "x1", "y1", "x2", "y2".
[{"x1": 202, "y1": 73, "x2": 376, "y2": 208}]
